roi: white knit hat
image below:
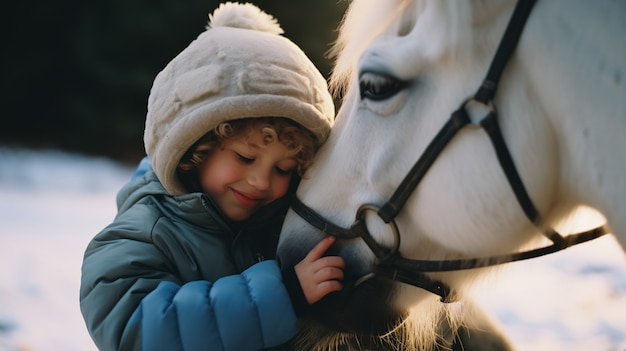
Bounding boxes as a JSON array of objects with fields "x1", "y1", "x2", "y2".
[{"x1": 144, "y1": 2, "x2": 335, "y2": 195}]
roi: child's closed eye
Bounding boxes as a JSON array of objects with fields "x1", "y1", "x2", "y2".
[
  {"x1": 275, "y1": 167, "x2": 293, "y2": 176},
  {"x1": 235, "y1": 153, "x2": 254, "y2": 163}
]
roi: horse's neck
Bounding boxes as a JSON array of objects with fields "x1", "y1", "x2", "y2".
[
  {"x1": 459, "y1": 0, "x2": 625, "y2": 247},
  {"x1": 517, "y1": 0, "x2": 626, "y2": 246}
]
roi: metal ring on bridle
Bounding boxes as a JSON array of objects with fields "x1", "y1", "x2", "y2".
[
  {"x1": 460, "y1": 95, "x2": 497, "y2": 125},
  {"x1": 356, "y1": 204, "x2": 401, "y2": 256}
]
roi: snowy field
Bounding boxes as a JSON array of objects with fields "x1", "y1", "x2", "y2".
[{"x1": 0, "y1": 147, "x2": 624, "y2": 351}]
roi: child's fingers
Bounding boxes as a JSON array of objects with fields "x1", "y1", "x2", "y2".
[
  {"x1": 312, "y1": 256, "x2": 345, "y2": 271},
  {"x1": 317, "y1": 280, "x2": 343, "y2": 296},
  {"x1": 314, "y1": 266, "x2": 344, "y2": 282},
  {"x1": 304, "y1": 236, "x2": 336, "y2": 262}
]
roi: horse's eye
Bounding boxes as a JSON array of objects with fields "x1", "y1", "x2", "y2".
[{"x1": 359, "y1": 72, "x2": 407, "y2": 101}]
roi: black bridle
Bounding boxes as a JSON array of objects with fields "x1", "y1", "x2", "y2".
[{"x1": 290, "y1": 0, "x2": 609, "y2": 303}]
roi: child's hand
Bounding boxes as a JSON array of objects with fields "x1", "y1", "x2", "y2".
[{"x1": 294, "y1": 236, "x2": 345, "y2": 304}]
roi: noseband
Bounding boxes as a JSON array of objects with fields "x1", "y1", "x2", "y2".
[{"x1": 290, "y1": 0, "x2": 609, "y2": 303}]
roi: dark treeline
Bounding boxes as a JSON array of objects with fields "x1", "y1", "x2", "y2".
[{"x1": 1, "y1": 1, "x2": 348, "y2": 164}]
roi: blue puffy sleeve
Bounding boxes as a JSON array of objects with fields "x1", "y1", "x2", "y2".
[{"x1": 135, "y1": 260, "x2": 299, "y2": 351}]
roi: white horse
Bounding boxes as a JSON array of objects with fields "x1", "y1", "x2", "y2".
[{"x1": 278, "y1": 0, "x2": 626, "y2": 350}]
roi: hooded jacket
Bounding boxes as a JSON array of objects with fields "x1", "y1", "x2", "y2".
[{"x1": 80, "y1": 170, "x2": 300, "y2": 351}]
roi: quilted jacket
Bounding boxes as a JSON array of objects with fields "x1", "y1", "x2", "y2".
[{"x1": 80, "y1": 170, "x2": 299, "y2": 351}]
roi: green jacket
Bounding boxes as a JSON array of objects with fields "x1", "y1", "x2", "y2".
[{"x1": 80, "y1": 170, "x2": 299, "y2": 351}]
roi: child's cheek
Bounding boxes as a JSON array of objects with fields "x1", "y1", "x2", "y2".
[{"x1": 273, "y1": 176, "x2": 292, "y2": 199}]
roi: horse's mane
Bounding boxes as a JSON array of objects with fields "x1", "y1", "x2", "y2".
[
  {"x1": 329, "y1": 0, "x2": 492, "y2": 97},
  {"x1": 328, "y1": 0, "x2": 412, "y2": 95}
]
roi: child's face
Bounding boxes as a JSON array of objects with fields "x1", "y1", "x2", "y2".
[{"x1": 199, "y1": 127, "x2": 297, "y2": 221}]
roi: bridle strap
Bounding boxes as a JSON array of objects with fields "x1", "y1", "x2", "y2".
[
  {"x1": 291, "y1": 191, "x2": 608, "y2": 302},
  {"x1": 291, "y1": 194, "x2": 361, "y2": 239},
  {"x1": 379, "y1": 0, "x2": 537, "y2": 223},
  {"x1": 480, "y1": 112, "x2": 568, "y2": 245},
  {"x1": 383, "y1": 225, "x2": 608, "y2": 273},
  {"x1": 378, "y1": 106, "x2": 471, "y2": 223},
  {"x1": 383, "y1": 0, "x2": 584, "y2": 247},
  {"x1": 475, "y1": 0, "x2": 537, "y2": 103},
  {"x1": 291, "y1": 195, "x2": 456, "y2": 302}
]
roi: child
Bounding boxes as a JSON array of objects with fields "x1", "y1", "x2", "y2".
[{"x1": 80, "y1": 3, "x2": 343, "y2": 351}]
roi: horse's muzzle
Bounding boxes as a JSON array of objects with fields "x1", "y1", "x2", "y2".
[{"x1": 303, "y1": 274, "x2": 407, "y2": 336}]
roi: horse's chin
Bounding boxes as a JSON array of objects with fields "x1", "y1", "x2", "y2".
[
  {"x1": 290, "y1": 280, "x2": 460, "y2": 351},
  {"x1": 303, "y1": 276, "x2": 407, "y2": 336}
]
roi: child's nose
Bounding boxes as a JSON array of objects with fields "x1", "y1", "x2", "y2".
[{"x1": 247, "y1": 168, "x2": 271, "y2": 190}]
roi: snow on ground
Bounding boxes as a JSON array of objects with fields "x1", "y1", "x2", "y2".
[
  {"x1": 0, "y1": 148, "x2": 133, "y2": 351},
  {"x1": 0, "y1": 147, "x2": 625, "y2": 351}
]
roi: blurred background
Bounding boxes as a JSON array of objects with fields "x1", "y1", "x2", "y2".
[
  {"x1": 1, "y1": 1, "x2": 625, "y2": 351},
  {"x1": 1, "y1": 2, "x2": 349, "y2": 350},
  {"x1": 1, "y1": 0, "x2": 348, "y2": 165}
]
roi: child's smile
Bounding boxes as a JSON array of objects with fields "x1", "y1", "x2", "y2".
[{"x1": 199, "y1": 127, "x2": 296, "y2": 221}]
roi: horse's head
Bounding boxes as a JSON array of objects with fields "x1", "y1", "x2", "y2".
[
  {"x1": 279, "y1": 0, "x2": 622, "y2": 344},
  {"x1": 278, "y1": 0, "x2": 549, "y2": 336}
]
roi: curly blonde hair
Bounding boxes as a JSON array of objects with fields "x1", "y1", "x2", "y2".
[{"x1": 177, "y1": 117, "x2": 320, "y2": 193}]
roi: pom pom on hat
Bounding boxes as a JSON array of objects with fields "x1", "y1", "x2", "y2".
[
  {"x1": 144, "y1": 2, "x2": 334, "y2": 195},
  {"x1": 208, "y1": 2, "x2": 283, "y2": 35}
]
